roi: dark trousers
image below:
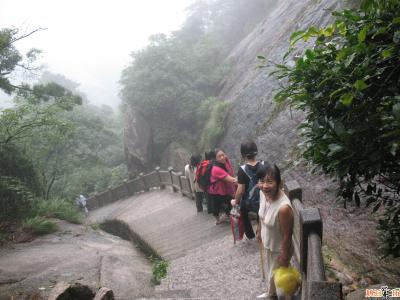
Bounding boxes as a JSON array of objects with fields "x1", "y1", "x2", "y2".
[
  {"x1": 204, "y1": 192, "x2": 213, "y2": 214},
  {"x1": 212, "y1": 194, "x2": 232, "y2": 217},
  {"x1": 194, "y1": 192, "x2": 204, "y2": 212},
  {"x1": 240, "y1": 204, "x2": 257, "y2": 239}
]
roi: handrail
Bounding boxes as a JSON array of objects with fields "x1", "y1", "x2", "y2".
[
  {"x1": 284, "y1": 181, "x2": 342, "y2": 300},
  {"x1": 307, "y1": 232, "x2": 326, "y2": 282},
  {"x1": 87, "y1": 168, "x2": 342, "y2": 299},
  {"x1": 86, "y1": 166, "x2": 193, "y2": 210}
]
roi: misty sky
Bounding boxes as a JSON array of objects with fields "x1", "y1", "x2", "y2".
[{"x1": 0, "y1": 0, "x2": 193, "y2": 109}]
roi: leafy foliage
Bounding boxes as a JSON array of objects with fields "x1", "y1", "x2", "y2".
[
  {"x1": 272, "y1": 0, "x2": 400, "y2": 257},
  {"x1": 0, "y1": 83, "x2": 80, "y2": 146},
  {"x1": 150, "y1": 256, "x2": 169, "y2": 285},
  {"x1": 32, "y1": 198, "x2": 82, "y2": 224},
  {"x1": 0, "y1": 27, "x2": 43, "y2": 94},
  {"x1": 0, "y1": 176, "x2": 34, "y2": 219},
  {"x1": 22, "y1": 216, "x2": 58, "y2": 235}
]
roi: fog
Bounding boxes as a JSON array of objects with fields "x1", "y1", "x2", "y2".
[{"x1": 0, "y1": 0, "x2": 192, "y2": 109}]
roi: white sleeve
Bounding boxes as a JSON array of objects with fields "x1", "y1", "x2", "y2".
[
  {"x1": 258, "y1": 190, "x2": 265, "y2": 219},
  {"x1": 184, "y1": 165, "x2": 189, "y2": 178}
]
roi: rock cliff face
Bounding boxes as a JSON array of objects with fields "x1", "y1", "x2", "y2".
[
  {"x1": 160, "y1": 142, "x2": 191, "y2": 173},
  {"x1": 218, "y1": 0, "x2": 343, "y2": 162},
  {"x1": 218, "y1": 0, "x2": 400, "y2": 287},
  {"x1": 123, "y1": 105, "x2": 153, "y2": 177}
]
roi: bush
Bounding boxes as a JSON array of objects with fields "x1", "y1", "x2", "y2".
[
  {"x1": 272, "y1": 0, "x2": 400, "y2": 257},
  {"x1": 32, "y1": 198, "x2": 82, "y2": 224},
  {"x1": 22, "y1": 216, "x2": 58, "y2": 235},
  {"x1": 0, "y1": 176, "x2": 35, "y2": 221},
  {"x1": 150, "y1": 256, "x2": 169, "y2": 285}
]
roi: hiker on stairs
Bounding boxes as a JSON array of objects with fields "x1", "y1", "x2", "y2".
[
  {"x1": 231, "y1": 140, "x2": 266, "y2": 240},
  {"x1": 208, "y1": 148, "x2": 237, "y2": 225},
  {"x1": 185, "y1": 154, "x2": 204, "y2": 212}
]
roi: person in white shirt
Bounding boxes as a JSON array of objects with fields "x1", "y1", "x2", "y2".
[
  {"x1": 256, "y1": 164, "x2": 294, "y2": 299},
  {"x1": 184, "y1": 154, "x2": 204, "y2": 212},
  {"x1": 76, "y1": 194, "x2": 89, "y2": 216}
]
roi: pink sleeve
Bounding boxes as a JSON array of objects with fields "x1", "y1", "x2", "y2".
[{"x1": 212, "y1": 166, "x2": 228, "y2": 180}]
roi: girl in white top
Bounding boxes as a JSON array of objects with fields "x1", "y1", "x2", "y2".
[
  {"x1": 184, "y1": 154, "x2": 204, "y2": 212},
  {"x1": 256, "y1": 164, "x2": 294, "y2": 299}
]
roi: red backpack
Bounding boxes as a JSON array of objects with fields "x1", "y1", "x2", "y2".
[{"x1": 195, "y1": 160, "x2": 213, "y2": 190}]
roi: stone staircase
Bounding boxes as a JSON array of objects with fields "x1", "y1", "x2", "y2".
[{"x1": 87, "y1": 189, "x2": 234, "y2": 299}]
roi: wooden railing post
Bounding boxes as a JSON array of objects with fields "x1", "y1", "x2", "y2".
[
  {"x1": 123, "y1": 179, "x2": 131, "y2": 196},
  {"x1": 284, "y1": 180, "x2": 302, "y2": 202},
  {"x1": 93, "y1": 192, "x2": 99, "y2": 209},
  {"x1": 155, "y1": 166, "x2": 164, "y2": 189},
  {"x1": 107, "y1": 186, "x2": 113, "y2": 204},
  {"x1": 176, "y1": 172, "x2": 184, "y2": 195},
  {"x1": 299, "y1": 208, "x2": 323, "y2": 273},
  {"x1": 139, "y1": 172, "x2": 149, "y2": 191},
  {"x1": 168, "y1": 167, "x2": 178, "y2": 192}
]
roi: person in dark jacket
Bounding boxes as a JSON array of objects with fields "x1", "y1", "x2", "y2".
[{"x1": 231, "y1": 141, "x2": 266, "y2": 239}]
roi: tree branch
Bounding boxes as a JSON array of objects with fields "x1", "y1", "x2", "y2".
[{"x1": 0, "y1": 28, "x2": 46, "y2": 51}]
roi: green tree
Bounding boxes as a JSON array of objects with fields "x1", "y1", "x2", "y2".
[
  {"x1": 0, "y1": 27, "x2": 43, "y2": 94},
  {"x1": 120, "y1": 33, "x2": 225, "y2": 160},
  {"x1": 272, "y1": 0, "x2": 400, "y2": 257},
  {"x1": 20, "y1": 71, "x2": 127, "y2": 200}
]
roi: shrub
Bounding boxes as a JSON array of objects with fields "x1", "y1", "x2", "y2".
[
  {"x1": 150, "y1": 256, "x2": 169, "y2": 285},
  {"x1": 22, "y1": 216, "x2": 58, "y2": 235},
  {"x1": 32, "y1": 198, "x2": 82, "y2": 224},
  {"x1": 0, "y1": 176, "x2": 35, "y2": 221}
]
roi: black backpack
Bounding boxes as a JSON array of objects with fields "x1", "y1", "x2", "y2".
[{"x1": 241, "y1": 161, "x2": 264, "y2": 212}]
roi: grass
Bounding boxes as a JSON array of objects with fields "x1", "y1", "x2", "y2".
[
  {"x1": 32, "y1": 198, "x2": 82, "y2": 224},
  {"x1": 150, "y1": 256, "x2": 169, "y2": 285},
  {"x1": 22, "y1": 216, "x2": 58, "y2": 235}
]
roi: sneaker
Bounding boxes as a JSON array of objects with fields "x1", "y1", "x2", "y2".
[
  {"x1": 256, "y1": 294, "x2": 277, "y2": 300},
  {"x1": 244, "y1": 236, "x2": 256, "y2": 241},
  {"x1": 257, "y1": 293, "x2": 267, "y2": 299}
]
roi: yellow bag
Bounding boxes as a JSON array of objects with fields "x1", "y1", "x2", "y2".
[{"x1": 273, "y1": 266, "x2": 301, "y2": 296}]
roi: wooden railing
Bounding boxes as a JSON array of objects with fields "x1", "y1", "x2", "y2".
[
  {"x1": 86, "y1": 166, "x2": 194, "y2": 210},
  {"x1": 87, "y1": 167, "x2": 342, "y2": 300},
  {"x1": 284, "y1": 181, "x2": 342, "y2": 300}
]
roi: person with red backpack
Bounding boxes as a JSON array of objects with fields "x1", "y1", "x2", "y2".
[
  {"x1": 208, "y1": 148, "x2": 237, "y2": 224},
  {"x1": 195, "y1": 150, "x2": 216, "y2": 214}
]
